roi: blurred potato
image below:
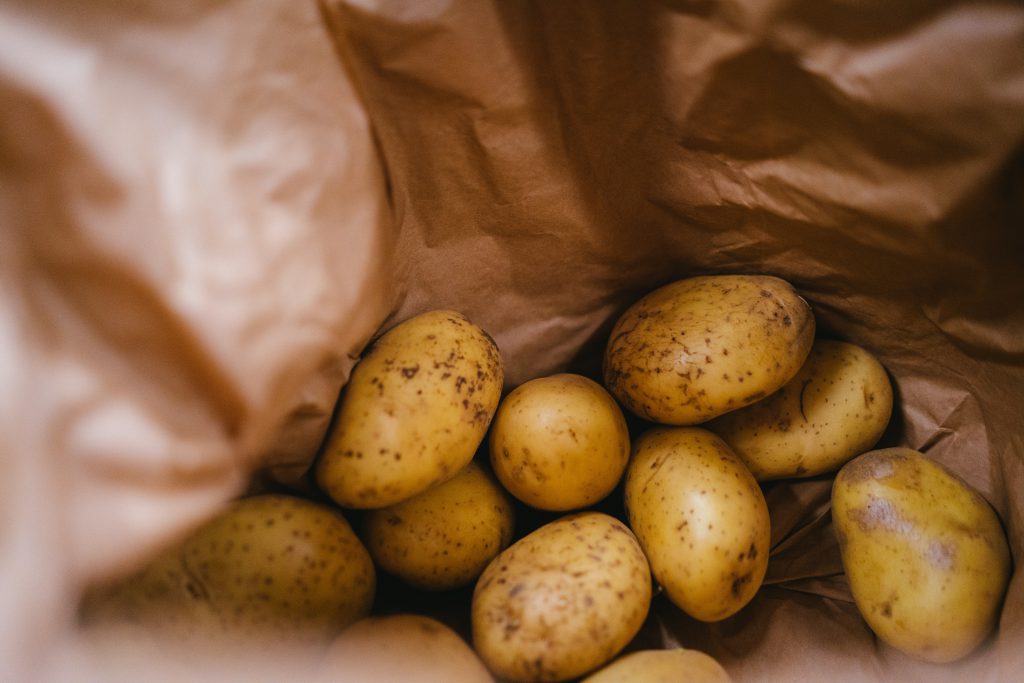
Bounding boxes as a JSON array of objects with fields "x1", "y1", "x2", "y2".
[
  {"x1": 320, "y1": 614, "x2": 492, "y2": 683},
  {"x1": 83, "y1": 495, "x2": 375, "y2": 649},
  {"x1": 582, "y1": 648, "x2": 732, "y2": 683}
]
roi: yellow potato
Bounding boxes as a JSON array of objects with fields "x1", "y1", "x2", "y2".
[
  {"x1": 488, "y1": 373, "x2": 630, "y2": 511},
  {"x1": 832, "y1": 448, "x2": 1011, "y2": 663},
  {"x1": 321, "y1": 614, "x2": 492, "y2": 683},
  {"x1": 84, "y1": 495, "x2": 375, "y2": 648},
  {"x1": 582, "y1": 648, "x2": 732, "y2": 683},
  {"x1": 708, "y1": 339, "x2": 893, "y2": 480},
  {"x1": 624, "y1": 427, "x2": 770, "y2": 622},
  {"x1": 316, "y1": 309, "x2": 504, "y2": 509},
  {"x1": 604, "y1": 275, "x2": 814, "y2": 425},
  {"x1": 472, "y1": 512, "x2": 651, "y2": 682},
  {"x1": 362, "y1": 461, "x2": 515, "y2": 590}
]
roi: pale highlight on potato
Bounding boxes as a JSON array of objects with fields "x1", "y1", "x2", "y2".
[
  {"x1": 472, "y1": 512, "x2": 652, "y2": 682},
  {"x1": 581, "y1": 648, "x2": 732, "y2": 683},
  {"x1": 709, "y1": 340, "x2": 893, "y2": 480},
  {"x1": 316, "y1": 310, "x2": 503, "y2": 509},
  {"x1": 489, "y1": 373, "x2": 630, "y2": 511},
  {"x1": 362, "y1": 461, "x2": 515, "y2": 591},
  {"x1": 321, "y1": 614, "x2": 492, "y2": 683},
  {"x1": 82, "y1": 495, "x2": 375, "y2": 649},
  {"x1": 832, "y1": 448, "x2": 1011, "y2": 663},
  {"x1": 604, "y1": 275, "x2": 814, "y2": 425},
  {"x1": 624, "y1": 428, "x2": 770, "y2": 622}
]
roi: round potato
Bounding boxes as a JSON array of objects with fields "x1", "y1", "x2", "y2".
[
  {"x1": 624, "y1": 427, "x2": 770, "y2": 622},
  {"x1": 316, "y1": 310, "x2": 504, "y2": 509},
  {"x1": 832, "y1": 448, "x2": 1011, "y2": 663},
  {"x1": 83, "y1": 495, "x2": 375, "y2": 648},
  {"x1": 321, "y1": 614, "x2": 492, "y2": 683},
  {"x1": 362, "y1": 461, "x2": 515, "y2": 590},
  {"x1": 604, "y1": 275, "x2": 814, "y2": 425},
  {"x1": 708, "y1": 339, "x2": 893, "y2": 480},
  {"x1": 488, "y1": 373, "x2": 630, "y2": 511},
  {"x1": 472, "y1": 512, "x2": 651, "y2": 682},
  {"x1": 582, "y1": 648, "x2": 731, "y2": 683}
]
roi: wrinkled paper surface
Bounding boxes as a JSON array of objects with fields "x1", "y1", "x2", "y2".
[{"x1": 2, "y1": 0, "x2": 1023, "y2": 680}]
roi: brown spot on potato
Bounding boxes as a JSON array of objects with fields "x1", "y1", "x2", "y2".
[{"x1": 731, "y1": 573, "x2": 752, "y2": 597}]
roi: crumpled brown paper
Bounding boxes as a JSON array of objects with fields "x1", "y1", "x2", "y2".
[
  {"x1": 3, "y1": 0, "x2": 1023, "y2": 680},
  {"x1": 0, "y1": 0, "x2": 390, "y2": 679}
]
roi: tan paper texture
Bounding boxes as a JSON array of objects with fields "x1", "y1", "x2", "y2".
[
  {"x1": 2, "y1": 0, "x2": 1023, "y2": 680},
  {"x1": 0, "y1": 0, "x2": 391, "y2": 679}
]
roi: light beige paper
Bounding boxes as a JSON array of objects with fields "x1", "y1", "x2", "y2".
[{"x1": 0, "y1": 0, "x2": 390, "y2": 680}]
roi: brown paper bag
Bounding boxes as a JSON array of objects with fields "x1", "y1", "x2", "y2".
[
  {"x1": 323, "y1": 1, "x2": 1024, "y2": 680},
  {"x1": 2, "y1": 0, "x2": 1022, "y2": 680}
]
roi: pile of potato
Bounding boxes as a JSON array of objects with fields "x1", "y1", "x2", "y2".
[{"x1": 84, "y1": 276, "x2": 1011, "y2": 681}]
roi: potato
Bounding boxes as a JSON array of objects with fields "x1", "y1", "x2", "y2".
[
  {"x1": 472, "y1": 512, "x2": 651, "y2": 682},
  {"x1": 320, "y1": 614, "x2": 492, "y2": 683},
  {"x1": 83, "y1": 494, "x2": 375, "y2": 648},
  {"x1": 604, "y1": 275, "x2": 814, "y2": 425},
  {"x1": 488, "y1": 373, "x2": 630, "y2": 511},
  {"x1": 362, "y1": 460, "x2": 515, "y2": 590},
  {"x1": 832, "y1": 448, "x2": 1011, "y2": 663},
  {"x1": 624, "y1": 427, "x2": 770, "y2": 622},
  {"x1": 316, "y1": 309, "x2": 503, "y2": 509},
  {"x1": 581, "y1": 648, "x2": 732, "y2": 683},
  {"x1": 708, "y1": 339, "x2": 893, "y2": 480}
]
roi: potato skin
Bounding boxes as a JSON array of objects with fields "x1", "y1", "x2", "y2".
[
  {"x1": 84, "y1": 495, "x2": 375, "y2": 647},
  {"x1": 489, "y1": 373, "x2": 630, "y2": 511},
  {"x1": 624, "y1": 428, "x2": 770, "y2": 622},
  {"x1": 316, "y1": 310, "x2": 503, "y2": 509},
  {"x1": 581, "y1": 648, "x2": 732, "y2": 683},
  {"x1": 472, "y1": 512, "x2": 651, "y2": 682},
  {"x1": 362, "y1": 461, "x2": 515, "y2": 591},
  {"x1": 832, "y1": 448, "x2": 1011, "y2": 663},
  {"x1": 709, "y1": 340, "x2": 893, "y2": 480},
  {"x1": 604, "y1": 275, "x2": 814, "y2": 425},
  {"x1": 322, "y1": 614, "x2": 492, "y2": 683}
]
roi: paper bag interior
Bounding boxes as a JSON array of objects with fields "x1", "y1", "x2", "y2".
[{"x1": 2, "y1": 0, "x2": 1022, "y2": 681}]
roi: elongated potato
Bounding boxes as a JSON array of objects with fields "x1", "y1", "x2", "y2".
[
  {"x1": 489, "y1": 373, "x2": 630, "y2": 511},
  {"x1": 582, "y1": 648, "x2": 731, "y2": 683},
  {"x1": 604, "y1": 275, "x2": 814, "y2": 425},
  {"x1": 833, "y1": 448, "x2": 1011, "y2": 663},
  {"x1": 321, "y1": 614, "x2": 492, "y2": 683},
  {"x1": 362, "y1": 461, "x2": 515, "y2": 591},
  {"x1": 472, "y1": 512, "x2": 651, "y2": 682},
  {"x1": 624, "y1": 428, "x2": 770, "y2": 622},
  {"x1": 316, "y1": 310, "x2": 503, "y2": 509},
  {"x1": 709, "y1": 340, "x2": 893, "y2": 480}
]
